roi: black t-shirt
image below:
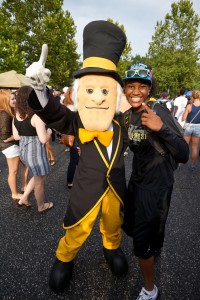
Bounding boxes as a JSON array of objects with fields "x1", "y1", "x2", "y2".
[{"x1": 127, "y1": 109, "x2": 174, "y2": 190}]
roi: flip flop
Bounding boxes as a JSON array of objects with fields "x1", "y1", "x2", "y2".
[
  {"x1": 38, "y1": 202, "x2": 54, "y2": 214},
  {"x1": 17, "y1": 201, "x2": 32, "y2": 207},
  {"x1": 50, "y1": 160, "x2": 56, "y2": 166}
]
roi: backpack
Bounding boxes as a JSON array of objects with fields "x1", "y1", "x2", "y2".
[{"x1": 151, "y1": 102, "x2": 184, "y2": 136}]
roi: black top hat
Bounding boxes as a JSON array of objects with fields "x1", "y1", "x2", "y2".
[{"x1": 73, "y1": 20, "x2": 126, "y2": 86}]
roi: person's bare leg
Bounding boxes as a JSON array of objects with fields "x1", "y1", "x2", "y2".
[
  {"x1": 34, "y1": 175, "x2": 46, "y2": 210},
  {"x1": 7, "y1": 156, "x2": 22, "y2": 199},
  {"x1": 190, "y1": 136, "x2": 200, "y2": 166},
  {"x1": 18, "y1": 177, "x2": 34, "y2": 205},
  {"x1": 46, "y1": 141, "x2": 55, "y2": 162},
  {"x1": 46, "y1": 141, "x2": 51, "y2": 161},
  {"x1": 20, "y1": 161, "x2": 29, "y2": 192},
  {"x1": 34, "y1": 175, "x2": 53, "y2": 212},
  {"x1": 139, "y1": 256, "x2": 154, "y2": 291}
]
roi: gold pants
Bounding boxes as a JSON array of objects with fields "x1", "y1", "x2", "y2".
[{"x1": 56, "y1": 188, "x2": 123, "y2": 262}]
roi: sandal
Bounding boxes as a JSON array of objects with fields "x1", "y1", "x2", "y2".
[
  {"x1": 50, "y1": 160, "x2": 56, "y2": 166},
  {"x1": 38, "y1": 202, "x2": 54, "y2": 214},
  {"x1": 17, "y1": 201, "x2": 32, "y2": 207}
]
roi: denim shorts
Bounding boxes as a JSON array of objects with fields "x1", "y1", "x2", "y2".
[{"x1": 184, "y1": 123, "x2": 200, "y2": 137}]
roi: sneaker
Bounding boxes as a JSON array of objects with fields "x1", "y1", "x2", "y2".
[
  {"x1": 136, "y1": 285, "x2": 158, "y2": 300},
  {"x1": 67, "y1": 183, "x2": 73, "y2": 189}
]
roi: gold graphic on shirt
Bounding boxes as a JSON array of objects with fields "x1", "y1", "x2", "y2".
[{"x1": 128, "y1": 124, "x2": 147, "y2": 145}]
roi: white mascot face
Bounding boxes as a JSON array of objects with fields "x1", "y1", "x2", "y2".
[{"x1": 77, "y1": 75, "x2": 118, "y2": 131}]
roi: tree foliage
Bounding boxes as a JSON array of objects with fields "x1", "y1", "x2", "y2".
[
  {"x1": 1, "y1": 0, "x2": 199, "y2": 93},
  {"x1": 0, "y1": 0, "x2": 80, "y2": 87},
  {"x1": 0, "y1": 10, "x2": 25, "y2": 73},
  {"x1": 147, "y1": 0, "x2": 200, "y2": 97}
]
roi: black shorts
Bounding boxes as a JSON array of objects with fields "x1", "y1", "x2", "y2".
[{"x1": 124, "y1": 182, "x2": 173, "y2": 259}]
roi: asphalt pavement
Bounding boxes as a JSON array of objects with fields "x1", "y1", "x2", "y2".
[{"x1": 0, "y1": 139, "x2": 200, "y2": 300}]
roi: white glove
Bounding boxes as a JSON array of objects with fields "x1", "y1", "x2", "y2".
[{"x1": 26, "y1": 44, "x2": 51, "y2": 90}]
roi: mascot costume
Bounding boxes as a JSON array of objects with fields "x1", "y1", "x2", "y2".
[{"x1": 26, "y1": 20, "x2": 128, "y2": 292}]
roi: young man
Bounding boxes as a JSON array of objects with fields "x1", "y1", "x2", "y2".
[
  {"x1": 122, "y1": 62, "x2": 189, "y2": 300},
  {"x1": 173, "y1": 89, "x2": 188, "y2": 126},
  {"x1": 158, "y1": 92, "x2": 172, "y2": 112}
]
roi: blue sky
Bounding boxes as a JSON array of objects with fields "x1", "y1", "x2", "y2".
[{"x1": 63, "y1": 0, "x2": 200, "y2": 58}]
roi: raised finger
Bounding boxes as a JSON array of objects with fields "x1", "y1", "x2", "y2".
[
  {"x1": 38, "y1": 44, "x2": 48, "y2": 66},
  {"x1": 142, "y1": 102, "x2": 153, "y2": 113}
]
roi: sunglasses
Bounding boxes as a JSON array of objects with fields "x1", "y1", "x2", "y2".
[{"x1": 125, "y1": 69, "x2": 152, "y2": 78}]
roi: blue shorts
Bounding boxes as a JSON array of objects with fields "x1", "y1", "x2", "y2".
[
  {"x1": 184, "y1": 123, "x2": 200, "y2": 137},
  {"x1": 124, "y1": 182, "x2": 173, "y2": 259}
]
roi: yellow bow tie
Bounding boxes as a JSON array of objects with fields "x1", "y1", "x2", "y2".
[{"x1": 79, "y1": 128, "x2": 113, "y2": 147}]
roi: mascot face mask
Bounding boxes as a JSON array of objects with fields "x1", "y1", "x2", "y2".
[
  {"x1": 77, "y1": 75, "x2": 118, "y2": 131},
  {"x1": 72, "y1": 20, "x2": 126, "y2": 132}
]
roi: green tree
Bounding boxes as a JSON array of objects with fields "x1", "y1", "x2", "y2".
[
  {"x1": 147, "y1": 0, "x2": 200, "y2": 97},
  {"x1": 0, "y1": 11, "x2": 25, "y2": 72},
  {"x1": 0, "y1": 0, "x2": 80, "y2": 87},
  {"x1": 127, "y1": 54, "x2": 150, "y2": 68}
]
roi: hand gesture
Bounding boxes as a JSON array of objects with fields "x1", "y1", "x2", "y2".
[
  {"x1": 26, "y1": 44, "x2": 51, "y2": 90},
  {"x1": 141, "y1": 103, "x2": 163, "y2": 132}
]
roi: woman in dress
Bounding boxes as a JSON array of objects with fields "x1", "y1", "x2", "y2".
[{"x1": 13, "y1": 86, "x2": 54, "y2": 212}]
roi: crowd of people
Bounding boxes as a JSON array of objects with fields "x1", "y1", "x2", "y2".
[
  {"x1": 0, "y1": 22, "x2": 199, "y2": 300},
  {"x1": 1, "y1": 78, "x2": 199, "y2": 293},
  {"x1": 0, "y1": 84, "x2": 80, "y2": 209},
  {"x1": 0, "y1": 78, "x2": 199, "y2": 299}
]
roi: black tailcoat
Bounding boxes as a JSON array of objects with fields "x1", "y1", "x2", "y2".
[{"x1": 28, "y1": 90, "x2": 128, "y2": 228}]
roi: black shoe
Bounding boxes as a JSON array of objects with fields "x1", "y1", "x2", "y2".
[
  {"x1": 49, "y1": 258, "x2": 74, "y2": 293},
  {"x1": 103, "y1": 247, "x2": 128, "y2": 277}
]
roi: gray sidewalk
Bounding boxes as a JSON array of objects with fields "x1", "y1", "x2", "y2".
[{"x1": 0, "y1": 140, "x2": 200, "y2": 300}]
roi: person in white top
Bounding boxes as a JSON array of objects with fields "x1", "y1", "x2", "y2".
[{"x1": 173, "y1": 89, "x2": 188, "y2": 127}]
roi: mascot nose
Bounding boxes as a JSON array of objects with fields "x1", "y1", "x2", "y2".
[{"x1": 92, "y1": 90, "x2": 105, "y2": 105}]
